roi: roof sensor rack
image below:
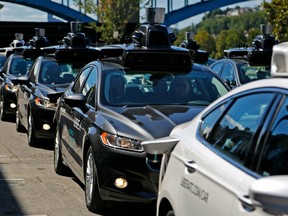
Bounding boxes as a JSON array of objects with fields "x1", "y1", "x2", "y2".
[
  {"x1": 224, "y1": 24, "x2": 279, "y2": 66},
  {"x1": 10, "y1": 33, "x2": 25, "y2": 48},
  {"x1": 131, "y1": 8, "x2": 176, "y2": 48},
  {"x1": 271, "y1": 42, "x2": 288, "y2": 77},
  {"x1": 27, "y1": 28, "x2": 50, "y2": 48},
  {"x1": 96, "y1": 8, "x2": 192, "y2": 72},
  {"x1": 180, "y1": 32, "x2": 209, "y2": 64},
  {"x1": 60, "y1": 21, "x2": 91, "y2": 48}
]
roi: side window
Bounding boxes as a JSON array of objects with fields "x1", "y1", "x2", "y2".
[
  {"x1": 203, "y1": 93, "x2": 274, "y2": 164},
  {"x1": 221, "y1": 63, "x2": 235, "y2": 82},
  {"x1": 259, "y1": 96, "x2": 288, "y2": 176},
  {"x1": 72, "y1": 67, "x2": 92, "y2": 93},
  {"x1": 200, "y1": 102, "x2": 229, "y2": 140},
  {"x1": 82, "y1": 68, "x2": 97, "y2": 106},
  {"x1": 210, "y1": 63, "x2": 223, "y2": 74}
]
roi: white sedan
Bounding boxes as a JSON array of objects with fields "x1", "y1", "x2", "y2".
[{"x1": 142, "y1": 42, "x2": 288, "y2": 216}]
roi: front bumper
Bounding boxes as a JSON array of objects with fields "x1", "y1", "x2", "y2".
[
  {"x1": 2, "y1": 90, "x2": 17, "y2": 115},
  {"x1": 31, "y1": 105, "x2": 56, "y2": 139},
  {"x1": 93, "y1": 145, "x2": 160, "y2": 204}
]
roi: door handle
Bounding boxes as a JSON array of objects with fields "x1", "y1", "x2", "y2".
[
  {"x1": 184, "y1": 160, "x2": 197, "y2": 173},
  {"x1": 237, "y1": 194, "x2": 255, "y2": 212}
]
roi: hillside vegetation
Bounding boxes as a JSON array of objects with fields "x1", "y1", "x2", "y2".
[{"x1": 174, "y1": 6, "x2": 267, "y2": 59}]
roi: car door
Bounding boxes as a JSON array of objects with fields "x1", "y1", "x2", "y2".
[
  {"x1": 17, "y1": 59, "x2": 39, "y2": 128},
  {"x1": 177, "y1": 92, "x2": 276, "y2": 215},
  {"x1": 60, "y1": 66, "x2": 97, "y2": 176}
]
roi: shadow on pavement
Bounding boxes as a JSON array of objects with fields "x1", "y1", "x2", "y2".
[
  {"x1": 0, "y1": 168, "x2": 25, "y2": 215},
  {"x1": 71, "y1": 177, "x2": 157, "y2": 216}
]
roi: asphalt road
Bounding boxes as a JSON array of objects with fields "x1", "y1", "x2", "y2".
[{"x1": 0, "y1": 118, "x2": 155, "y2": 216}]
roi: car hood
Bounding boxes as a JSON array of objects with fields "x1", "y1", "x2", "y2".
[
  {"x1": 37, "y1": 83, "x2": 70, "y2": 97},
  {"x1": 100, "y1": 105, "x2": 204, "y2": 140}
]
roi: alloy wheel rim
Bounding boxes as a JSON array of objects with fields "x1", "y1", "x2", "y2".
[
  {"x1": 0, "y1": 100, "x2": 3, "y2": 117},
  {"x1": 28, "y1": 114, "x2": 32, "y2": 141},
  {"x1": 85, "y1": 153, "x2": 94, "y2": 203},
  {"x1": 54, "y1": 130, "x2": 60, "y2": 168},
  {"x1": 16, "y1": 111, "x2": 19, "y2": 126}
]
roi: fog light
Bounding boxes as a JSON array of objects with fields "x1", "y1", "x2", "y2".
[
  {"x1": 114, "y1": 178, "x2": 128, "y2": 189},
  {"x1": 43, "y1": 124, "x2": 51, "y2": 130},
  {"x1": 10, "y1": 103, "x2": 16, "y2": 109}
]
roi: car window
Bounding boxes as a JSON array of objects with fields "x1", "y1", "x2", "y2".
[
  {"x1": 201, "y1": 93, "x2": 274, "y2": 165},
  {"x1": 239, "y1": 64, "x2": 271, "y2": 84},
  {"x1": 210, "y1": 63, "x2": 223, "y2": 74},
  {"x1": 10, "y1": 58, "x2": 32, "y2": 76},
  {"x1": 259, "y1": 96, "x2": 288, "y2": 176},
  {"x1": 72, "y1": 67, "x2": 92, "y2": 93},
  {"x1": 82, "y1": 68, "x2": 97, "y2": 107},
  {"x1": 200, "y1": 102, "x2": 229, "y2": 140},
  {"x1": 101, "y1": 69, "x2": 229, "y2": 106},
  {"x1": 221, "y1": 63, "x2": 235, "y2": 82}
]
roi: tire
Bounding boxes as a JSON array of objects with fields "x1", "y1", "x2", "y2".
[
  {"x1": 54, "y1": 126, "x2": 70, "y2": 175},
  {"x1": 85, "y1": 146, "x2": 105, "y2": 214},
  {"x1": 28, "y1": 110, "x2": 38, "y2": 147},
  {"x1": 16, "y1": 110, "x2": 26, "y2": 132},
  {"x1": 0, "y1": 96, "x2": 8, "y2": 121}
]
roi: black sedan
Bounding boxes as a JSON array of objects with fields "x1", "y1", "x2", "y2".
[
  {"x1": 14, "y1": 48, "x2": 97, "y2": 147},
  {"x1": 209, "y1": 58, "x2": 271, "y2": 88},
  {"x1": 53, "y1": 26, "x2": 230, "y2": 214},
  {"x1": 0, "y1": 52, "x2": 34, "y2": 120}
]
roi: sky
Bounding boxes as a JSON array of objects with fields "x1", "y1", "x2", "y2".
[{"x1": 0, "y1": 0, "x2": 270, "y2": 29}]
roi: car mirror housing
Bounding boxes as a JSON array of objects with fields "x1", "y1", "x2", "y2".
[
  {"x1": 141, "y1": 136, "x2": 180, "y2": 155},
  {"x1": 250, "y1": 175, "x2": 288, "y2": 215},
  {"x1": 11, "y1": 76, "x2": 30, "y2": 86},
  {"x1": 64, "y1": 93, "x2": 86, "y2": 108}
]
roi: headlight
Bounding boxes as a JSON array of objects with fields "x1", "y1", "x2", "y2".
[
  {"x1": 100, "y1": 132, "x2": 144, "y2": 152},
  {"x1": 5, "y1": 84, "x2": 18, "y2": 92},
  {"x1": 35, "y1": 97, "x2": 57, "y2": 108}
]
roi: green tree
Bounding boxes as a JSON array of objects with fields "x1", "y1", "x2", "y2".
[
  {"x1": 216, "y1": 29, "x2": 242, "y2": 58},
  {"x1": 194, "y1": 30, "x2": 216, "y2": 56},
  {"x1": 262, "y1": 0, "x2": 288, "y2": 41},
  {"x1": 74, "y1": 0, "x2": 150, "y2": 44}
]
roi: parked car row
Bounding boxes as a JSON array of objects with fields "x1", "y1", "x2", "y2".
[
  {"x1": 0, "y1": 8, "x2": 284, "y2": 216},
  {"x1": 0, "y1": 11, "x2": 231, "y2": 214}
]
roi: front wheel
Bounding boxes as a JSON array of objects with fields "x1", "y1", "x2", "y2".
[
  {"x1": 16, "y1": 110, "x2": 26, "y2": 132},
  {"x1": 0, "y1": 96, "x2": 8, "y2": 121},
  {"x1": 85, "y1": 146, "x2": 105, "y2": 214},
  {"x1": 54, "y1": 126, "x2": 70, "y2": 175},
  {"x1": 28, "y1": 110, "x2": 38, "y2": 147}
]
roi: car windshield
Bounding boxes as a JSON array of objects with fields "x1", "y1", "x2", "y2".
[
  {"x1": 39, "y1": 62, "x2": 81, "y2": 84},
  {"x1": 10, "y1": 58, "x2": 33, "y2": 76},
  {"x1": 237, "y1": 63, "x2": 271, "y2": 84},
  {"x1": 101, "y1": 68, "x2": 229, "y2": 106}
]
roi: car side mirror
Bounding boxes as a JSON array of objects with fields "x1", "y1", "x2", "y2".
[
  {"x1": 250, "y1": 176, "x2": 288, "y2": 215},
  {"x1": 141, "y1": 136, "x2": 180, "y2": 155},
  {"x1": 11, "y1": 76, "x2": 30, "y2": 86},
  {"x1": 64, "y1": 93, "x2": 86, "y2": 108}
]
